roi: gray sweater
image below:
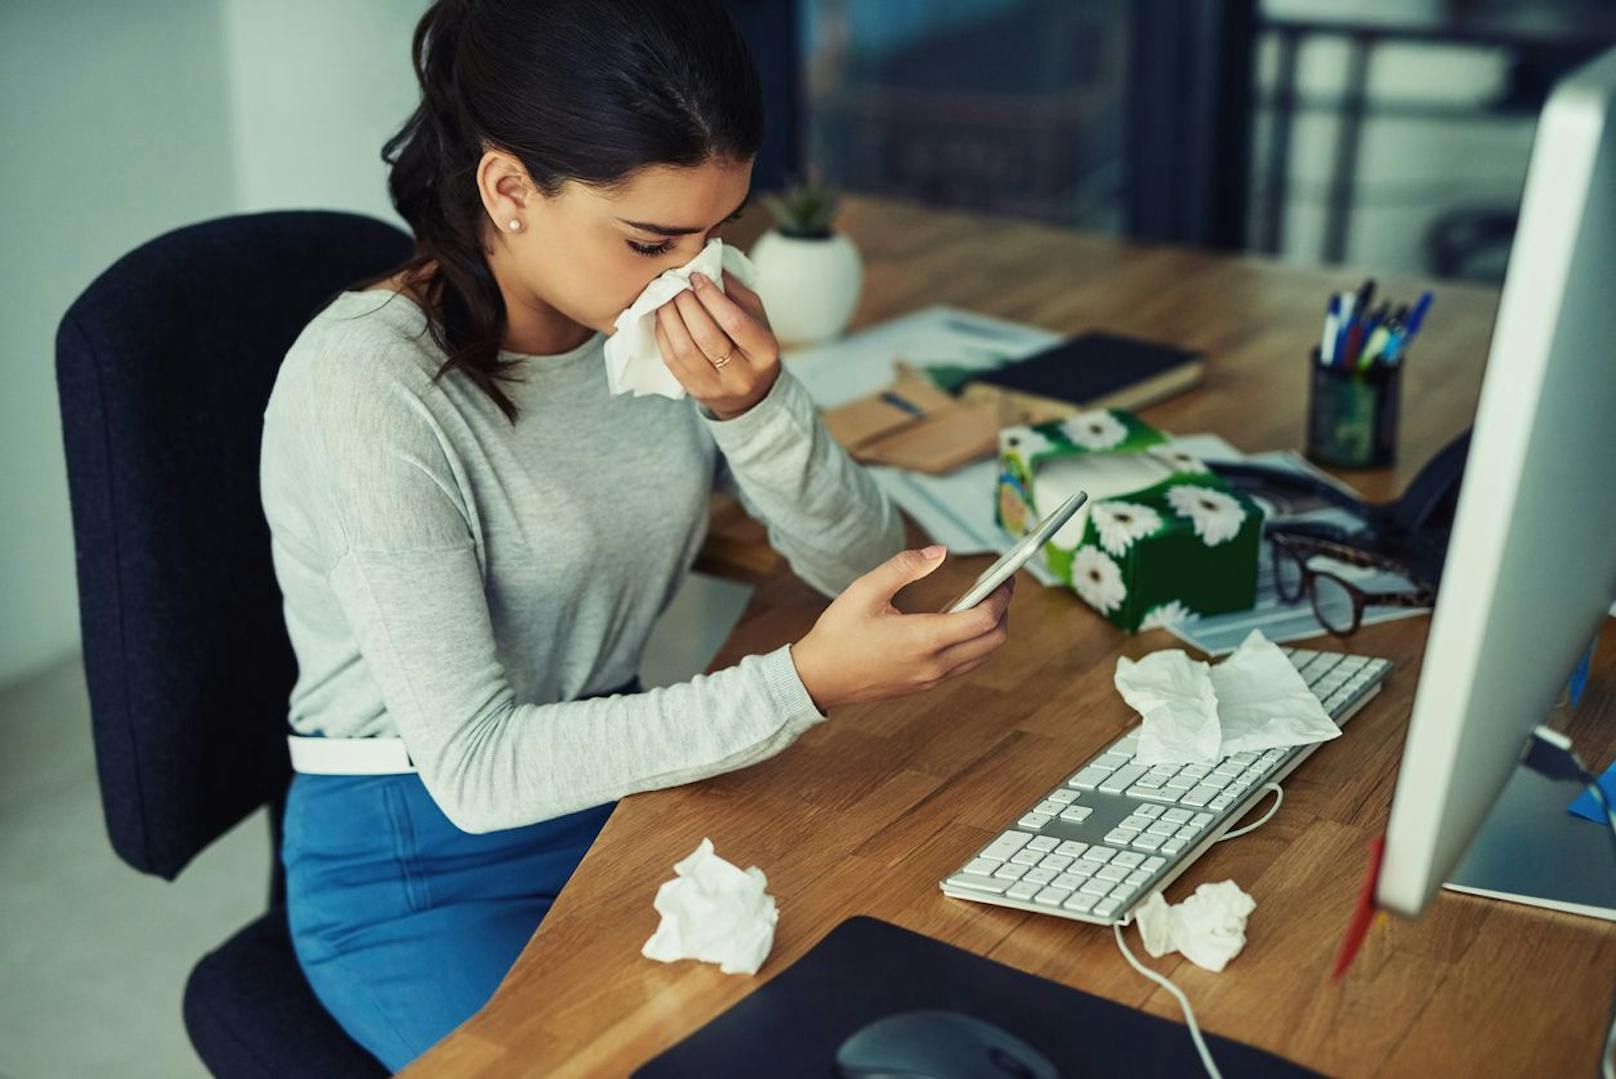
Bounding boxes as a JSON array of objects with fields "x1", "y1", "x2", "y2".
[{"x1": 260, "y1": 289, "x2": 904, "y2": 833}]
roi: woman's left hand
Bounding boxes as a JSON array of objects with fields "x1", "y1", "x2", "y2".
[{"x1": 653, "y1": 270, "x2": 780, "y2": 420}]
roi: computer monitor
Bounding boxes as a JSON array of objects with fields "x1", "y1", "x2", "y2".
[{"x1": 1376, "y1": 46, "x2": 1616, "y2": 918}]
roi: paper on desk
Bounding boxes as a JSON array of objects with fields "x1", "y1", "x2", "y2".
[
  {"x1": 1135, "y1": 880, "x2": 1256, "y2": 973},
  {"x1": 641, "y1": 838, "x2": 777, "y2": 976},
  {"x1": 1118, "y1": 629, "x2": 1340, "y2": 766}
]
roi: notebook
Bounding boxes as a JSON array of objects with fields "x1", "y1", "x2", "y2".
[
  {"x1": 959, "y1": 330, "x2": 1205, "y2": 423},
  {"x1": 636, "y1": 916, "x2": 1315, "y2": 1077}
]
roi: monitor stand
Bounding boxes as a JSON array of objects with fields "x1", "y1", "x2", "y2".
[{"x1": 1444, "y1": 758, "x2": 1616, "y2": 921}]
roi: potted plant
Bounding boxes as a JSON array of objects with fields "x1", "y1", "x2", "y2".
[{"x1": 750, "y1": 175, "x2": 863, "y2": 345}]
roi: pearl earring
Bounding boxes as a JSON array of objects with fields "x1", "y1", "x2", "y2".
[{"x1": 507, "y1": 219, "x2": 521, "y2": 231}]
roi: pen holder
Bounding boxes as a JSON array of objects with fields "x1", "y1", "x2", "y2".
[{"x1": 1305, "y1": 349, "x2": 1401, "y2": 468}]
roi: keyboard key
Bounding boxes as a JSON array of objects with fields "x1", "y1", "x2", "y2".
[
  {"x1": 1176, "y1": 824, "x2": 1200, "y2": 841},
  {"x1": 983, "y1": 831, "x2": 1033, "y2": 861},
  {"x1": 1006, "y1": 880, "x2": 1040, "y2": 901},
  {"x1": 1181, "y1": 786, "x2": 1217, "y2": 807},
  {"x1": 1105, "y1": 829, "x2": 1135, "y2": 846},
  {"x1": 1063, "y1": 893, "x2": 1097, "y2": 914},
  {"x1": 1069, "y1": 767, "x2": 1109, "y2": 790},
  {"x1": 1136, "y1": 804, "x2": 1164, "y2": 819},
  {"x1": 1128, "y1": 786, "x2": 1182, "y2": 804},
  {"x1": 1039, "y1": 854, "x2": 1074, "y2": 871},
  {"x1": 1018, "y1": 812, "x2": 1053, "y2": 830},
  {"x1": 1035, "y1": 887, "x2": 1074, "y2": 907},
  {"x1": 1055, "y1": 840, "x2": 1088, "y2": 858},
  {"x1": 1112, "y1": 851, "x2": 1145, "y2": 868},
  {"x1": 948, "y1": 873, "x2": 1011, "y2": 894},
  {"x1": 1027, "y1": 836, "x2": 1060, "y2": 853},
  {"x1": 1109, "y1": 882, "x2": 1136, "y2": 901},
  {"x1": 1011, "y1": 849, "x2": 1041, "y2": 866},
  {"x1": 1068, "y1": 860, "x2": 1098, "y2": 879},
  {"x1": 1082, "y1": 846, "x2": 1117, "y2": 863},
  {"x1": 1182, "y1": 764, "x2": 1212, "y2": 778},
  {"x1": 1132, "y1": 833, "x2": 1164, "y2": 851},
  {"x1": 1059, "y1": 806, "x2": 1094, "y2": 823},
  {"x1": 1146, "y1": 820, "x2": 1177, "y2": 837},
  {"x1": 1192, "y1": 813, "x2": 1213, "y2": 828},
  {"x1": 1163, "y1": 808, "x2": 1193, "y2": 824},
  {"x1": 994, "y1": 864, "x2": 1028, "y2": 880},
  {"x1": 1203, "y1": 773, "x2": 1232, "y2": 790},
  {"x1": 1079, "y1": 878, "x2": 1112, "y2": 897},
  {"x1": 1126, "y1": 869, "x2": 1151, "y2": 886},
  {"x1": 1094, "y1": 752, "x2": 1131, "y2": 770},
  {"x1": 1023, "y1": 867, "x2": 1057, "y2": 885},
  {"x1": 1210, "y1": 795, "x2": 1233, "y2": 811},
  {"x1": 1162, "y1": 838, "x2": 1187, "y2": 855},
  {"x1": 1165, "y1": 775, "x2": 1196, "y2": 791},
  {"x1": 1052, "y1": 872, "x2": 1084, "y2": 890},
  {"x1": 1033, "y1": 800, "x2": 1065, "y2": 816},
  {"x1": 1143, "y1": 857, "x2": 1165, "y2": 872},
  {"x1": 1099, "y1": 765, "x2": 1148, "y2": 795},
  {"x1": 963, "y1": 858, "x2": 999, "y2": 875},
  {"x1": 1096, "y1": 864, "x2": 1129, "y2": 883},
  {"x1": 1046, "y1": 788, "x2": 1079, "y2": 805},
  {"x1": 1094, "y1": 900, "x2": 1121, "y2": 919}
]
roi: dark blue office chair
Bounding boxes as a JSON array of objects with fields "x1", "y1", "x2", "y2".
[{"x1": 56, "y1": 211, "x2": 413, "y2": 1077}]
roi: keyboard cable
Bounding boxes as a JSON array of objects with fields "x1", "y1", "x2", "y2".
[{"x1": 1110, "y1": 782, "x2": 1286, "y2": 1079}]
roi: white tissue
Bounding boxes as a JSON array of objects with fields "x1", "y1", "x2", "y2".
[
  {"x1": 641, "y1": 837, "x2": 777, "y2": 975},
  {"x1": 604, "y1": 238, "x2": 758, "y2": 399},
  {"x1": 1117, "y1": 629, "x2": 1341, "y2": 766},
  {"x1": 1115, "y1": 650, "x2": 1222, "y2": 765},
  {"x1": 1135, "y1": 880, "x2": 1256, "y2": 973}
]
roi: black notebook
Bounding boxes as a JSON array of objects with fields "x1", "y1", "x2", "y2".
[
  {"x1": 636, "y1": 916, "x2": 1316, "y2": 1078},
  {"x1": 966, "y1": 330, "x2": 1205, "y2": 415}
]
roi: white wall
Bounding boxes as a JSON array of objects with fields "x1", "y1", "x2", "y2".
[
  {"x1": 0, "y1": 0, "x2": 239, "y2": 685},
  {"x1": 221, "y1": 0, "x2": 424, "y2": 222},
  {"x1": 0, "y1": 0, "x2": 426, "y2": 687}
]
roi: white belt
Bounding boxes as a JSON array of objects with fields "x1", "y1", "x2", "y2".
[{"x1": 288, "y1": 734, "x2": 417, "y2": 775}]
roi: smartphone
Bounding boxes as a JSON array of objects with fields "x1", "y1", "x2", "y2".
[{"x1": 941, "y1": 491, "x2": 1089, "y2": 613}]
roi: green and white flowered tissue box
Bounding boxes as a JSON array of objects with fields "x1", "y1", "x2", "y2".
[{"x1": 995, "y1": 409, "x2": 1261, "y2": 631}]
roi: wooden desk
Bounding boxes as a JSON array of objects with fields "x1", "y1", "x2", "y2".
[{"x1": 406, "y1": 196, "x2": 1616, "y2": 1077}]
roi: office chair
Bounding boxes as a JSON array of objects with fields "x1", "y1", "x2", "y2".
[{"x1": 56, "y1": 211, "x2": 414, "y2": 1077}]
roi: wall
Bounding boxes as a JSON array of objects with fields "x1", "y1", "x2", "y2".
[
  {"x1": 0, "y1": 0, "x2": 427, "y2": 688},
  {"x1": 0, "y1": 0, "x2": 239, "y2": 684}
]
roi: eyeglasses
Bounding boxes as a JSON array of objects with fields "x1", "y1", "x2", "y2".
[{"x1": 1269, "y1": 531, "x2": 1435, "y2": 637}]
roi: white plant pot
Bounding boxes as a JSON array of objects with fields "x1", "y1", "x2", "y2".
[{"x1": 749, "y1": 229, "x2": 863, "y2": 346}]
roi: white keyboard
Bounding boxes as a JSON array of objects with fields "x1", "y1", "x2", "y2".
[{"x1": 940, "y1": 648, "x2": 1392, "y2": 924}]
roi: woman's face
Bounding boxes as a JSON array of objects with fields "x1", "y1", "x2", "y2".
[{"x1": 478, "y1": 152, "x2": 754, "y2": 337}]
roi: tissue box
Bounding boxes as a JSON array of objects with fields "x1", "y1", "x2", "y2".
[{"x1": 995, "y1": 409, "x2": 1261, "y2": 631}]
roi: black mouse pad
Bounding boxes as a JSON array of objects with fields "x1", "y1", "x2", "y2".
[{"x1": 636, "y1": 916, "x2": 1318, "y2": 1078}]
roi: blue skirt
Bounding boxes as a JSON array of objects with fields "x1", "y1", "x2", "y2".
[{"x1": 281, "y1": 684, "x2": 634, "y2": 1071}]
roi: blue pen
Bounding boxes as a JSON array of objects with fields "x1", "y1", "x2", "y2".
[
  {"x1": 880, "y1": 391, "x2": 925, "y2": 416},
  {"x1": 1389, "y1": 291, "x2": 1434, "y2": 365},
  {"x1": 1403, "y1": 291, "x2": 1434, "y2": 337}
]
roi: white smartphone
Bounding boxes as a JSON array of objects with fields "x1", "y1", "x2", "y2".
[{"x1": 941, "y1": 490, "x2": 1089, "y2": 613}]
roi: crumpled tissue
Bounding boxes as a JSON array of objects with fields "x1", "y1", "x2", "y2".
[
  {"x1": 641, "y1": 837, "x2": 778, "y2": 975},
  {"x1": 604, "y1": 238, "x2": 757, "y2": 399},
  {"x1": 1116, "y1": 628, "x2": 1340, "y2": 766},
  {"x1": 1135, "y1": 880, "x2": 1257, "y2": 973}
]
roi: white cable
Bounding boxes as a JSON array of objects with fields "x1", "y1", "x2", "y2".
[
  {"x1": 1113, "y1": 921, "x2": 1222, "y2": 1079},
  {"x1": 1215, "y1": 783, "x2": 1284, "y2": 842}
]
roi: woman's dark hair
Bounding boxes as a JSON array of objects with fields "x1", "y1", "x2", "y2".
[{"x1": 365, "y1": 0, "x2": 765, "y2": 421}]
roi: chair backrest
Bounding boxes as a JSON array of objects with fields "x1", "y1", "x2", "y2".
[{"x1": 56, "y1": 211, "x2": 414, "y2": 881}]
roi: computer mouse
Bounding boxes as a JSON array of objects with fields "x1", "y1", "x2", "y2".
[{"x1": 832, "y1": 1009, "x2": 1060, "y2": 1079}]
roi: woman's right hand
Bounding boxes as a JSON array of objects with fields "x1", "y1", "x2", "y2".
[{"x1": 790, "y1": 544, "x2": 1014, "y2": 713}]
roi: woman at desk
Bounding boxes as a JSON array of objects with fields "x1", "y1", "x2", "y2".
[{"x1": 258, "y1": 0, "x2": 1013, "y2": 1070}]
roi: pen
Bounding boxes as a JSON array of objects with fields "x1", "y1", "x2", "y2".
[
  {"x1": 1322, "y1": 296, "x2": 1340, "y2": 364},
  {"x1": 880, "y1": 391, "x2": 925, "y2": 416}
]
